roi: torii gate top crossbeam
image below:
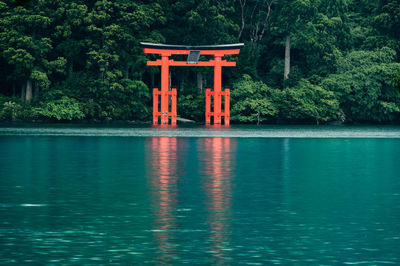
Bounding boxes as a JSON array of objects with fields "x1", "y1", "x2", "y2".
[
  {"x1": 140, "y1": 42, "x2": 244, "y2": 52},
  {"x1": 140, "y1": 42, "x2": 244, "y2": 57}
]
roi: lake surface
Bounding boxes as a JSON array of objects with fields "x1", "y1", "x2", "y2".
[{"x1": 1, "y1": 125, "x2": 400, "y2": 264}]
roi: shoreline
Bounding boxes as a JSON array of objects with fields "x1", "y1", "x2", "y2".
[{"x1": 1, "y1": 119, "x2": 399, "y2": 126}]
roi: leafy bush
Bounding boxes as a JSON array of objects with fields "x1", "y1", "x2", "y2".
[
  {"x1": 178, "y1": 93, "x2": 205, "y2": 122},
  {"x1": 0, "y1": 96, "x2": 34, "y2": 121},
  {"x1": 80, "y1": 79, "x2": 151, "y2": 121},
  {"x1": 280, "y1": 79, "x2": 343, "y2": 124},
  {"x1": 0, "y1": 101, "x2": 23, "y2": 121},
  {"x1": 231, "y1": 74, "x2": 280, "y2": 124},
  {"x1": 81, "y1": 98, "x2": 102, "y2": 120},
  {"x1": 52, "y1": 76, "x2": 151, "y2": 121},
  {"x1": 118, "y1": 79, "x2": 151, "y2": 120},
  {"x1": 34, "y1": 96, "x2": 85, "y2": 120},
  {"x1": 321, "y1": 47, "x2": 400, "y2": 122},
  {"x1": 231, "y1": 75, "x2": 342, "y2": 124}
]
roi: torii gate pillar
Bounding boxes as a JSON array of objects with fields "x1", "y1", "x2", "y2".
[{"x1": 141, "y1": 42, "x2": 243, "y2": 126}]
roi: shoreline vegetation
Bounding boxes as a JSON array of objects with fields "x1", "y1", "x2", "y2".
[
  {"x1": 1, "y1": 118, "x2": 400, "y2": 126},
  {"x1": 1, "y1": 1, "x2": 399, "y2": 125}
]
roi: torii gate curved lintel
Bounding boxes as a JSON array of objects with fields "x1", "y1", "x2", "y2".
[{"x1": 140, "y1": 42, "x2": 244, "y2": 126}]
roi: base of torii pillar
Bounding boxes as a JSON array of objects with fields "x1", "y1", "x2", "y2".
[
  {"x1": 205, "y1": 88, "x2": 230, "y2": 126},
  {"x1": 153, "y1": 88, "x2": 177, "y2": 125}
]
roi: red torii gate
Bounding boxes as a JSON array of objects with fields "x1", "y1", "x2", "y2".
[{"x1": 140, "y1": 42, "x2": 243, "y2": 126}]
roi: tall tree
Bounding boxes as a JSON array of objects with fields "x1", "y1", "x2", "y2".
[
  {"x1": 0, "y1": 0, "x2": 55, "y2": 101},
  {"x1": 53, "y1": 0, "x2": 88, "y2": 78},
  {"x1": 235, "y1": 0, "x2": 276, "y2": 78},
  {"x1": 271, "y1": 0, "x2": 317, "y2": 83}
]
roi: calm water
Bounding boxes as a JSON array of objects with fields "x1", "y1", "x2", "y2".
[{"x1": 1, "y1": 126, "x2": 400, "y2": 264}]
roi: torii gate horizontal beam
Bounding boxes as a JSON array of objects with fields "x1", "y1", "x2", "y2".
[
  {"x1": 147, "y1": 60, "x2": 236, "y2": 67},
  {"x1": 140, "y1": 42, "x2": 243, "y2": 51},
  {"x1": 143, "y1": 48, "x2": 241, "y2": 56}
]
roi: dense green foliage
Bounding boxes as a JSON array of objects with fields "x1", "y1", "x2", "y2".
[
  {"x1": 0, "y1": 0, "x2": 399, "y2": 124},
  {"x1": 231, "y1": 75, "x2": 279, "y2": 124}
]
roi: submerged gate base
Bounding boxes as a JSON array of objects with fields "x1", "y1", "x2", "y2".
[
  {"x1": 153, "y1": 88, "x2": 177, "y2": 125},
  {"x1": 205, "y1": 88, "x2": 230, "y2": 125}
]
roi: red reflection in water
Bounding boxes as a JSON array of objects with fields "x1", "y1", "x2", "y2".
[
  {"x1": 201, "y1": 137, "x2": 234, "y2": 263},
  {"x1": 148, "y1": 137, "x2": 178, "y2": 263}
]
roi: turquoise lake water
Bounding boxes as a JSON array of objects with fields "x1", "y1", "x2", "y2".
[{"x1": 0, "y1": 125, "x2": 400, "y2": 264}]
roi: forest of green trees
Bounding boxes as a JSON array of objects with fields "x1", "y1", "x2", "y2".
[{"x1": 0, "y1": 0, "x2": 399, "y2": 124}]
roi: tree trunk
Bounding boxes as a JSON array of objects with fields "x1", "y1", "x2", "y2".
[
  {"x1": 284, "y1": 34, "x2": 291, "y2": 81},
  {"x1": 21, "y1": 82, "x2": 26, "y2": 101},
  {"x1": 197, "y1": 71, "x2": 203, "y2": 93},
  {"x1": 12, "y1": 82, "x2": 16, "y2": 97},
  {"x1": 68, "y1": 60, "x2": 73, "y2": 78},
  {"x1": 238, "y1": 0, "x2": 246, "y2": 40},
  {"x1": 124, "y1": 65, "x2": 129, "y2": 79},
  {"x1": 25, "y1": 79, "x2": 32, "y2": 102},
  {"x1": 34, "y1": 81, "x2": 39, "y2": 100}
]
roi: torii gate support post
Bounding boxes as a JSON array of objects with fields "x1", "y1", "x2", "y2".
[
  {"x1": 141, "y1": 42, "x2": 243, "y2": 126},
  {"x1": 151, "y1": 52, "x2": 177, "y2": 125},
  {"x1": 161, "y1": 55, "x2": 168, "y2": 124},
  {"x1": 205, "y1": 55, "x2": 230, "y2": 125},
  {"x1": 214, "y1": 55, "x2": 222, "y2": 124}
]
